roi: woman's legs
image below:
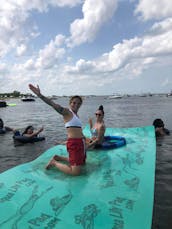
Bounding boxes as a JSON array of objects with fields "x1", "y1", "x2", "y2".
[
  {"x1": 46, "y1": 155, "x2": 81, "y2": 176},
  {"x1": 53, "y1": 154, "x2": 69, "y2": 162},
  {"x1": 46, "y1": 138, "x2": 85, "y2": 176}
]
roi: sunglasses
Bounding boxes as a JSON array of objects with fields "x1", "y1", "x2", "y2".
[{"x1": 95, "y1": 113, "x2": 102, "y2": 116}]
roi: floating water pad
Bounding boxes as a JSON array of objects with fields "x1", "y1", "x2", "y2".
[{"x1": 0, "y1": 125, "x2": 156, "y2": 229}]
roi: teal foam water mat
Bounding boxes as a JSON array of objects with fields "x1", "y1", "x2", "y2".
[{"x1": 0, "y1": 126, "x2": 156, "y2": 229}]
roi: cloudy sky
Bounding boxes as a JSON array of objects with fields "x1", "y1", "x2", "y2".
[{"x1": 0, "y1": 0, "x2": 172, "y2": 95}]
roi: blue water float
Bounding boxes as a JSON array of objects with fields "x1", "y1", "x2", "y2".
[
  {"x1": 13, "y1": 131, "x2": 45, "y2": 143},
  {"x1": 102, "y1": 135, "x2": 126, "y2": 149},
  {"x1": 0, "y1": 128, "x2": 6, "y2": 134}
]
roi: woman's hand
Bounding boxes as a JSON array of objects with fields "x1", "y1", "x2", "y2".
[
  {"x1": 29, "y1": 84, "x2": 41, "y2": 96},
  {"x1": 155, "y1": 127, "x2": 165, "y2": 136},
  {"x1": 39, "y1": 127, "x2": 44, "y2": 133},
  {"x1": 33, "y1": 127, "x2": 44, "y2": 137},
  {"x1": 38, "y1": 127, "x2": 44, "y2": 134}
]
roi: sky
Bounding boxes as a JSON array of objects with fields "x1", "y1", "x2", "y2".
[{"x1": 0, "y1": 0, "x2": 172, "y2": 96}]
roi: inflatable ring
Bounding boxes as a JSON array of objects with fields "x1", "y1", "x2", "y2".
[
  {"x1": 0, "y1": 128, "x2": 6, "y2": 134},
  {"x1": 13, "y1": 132, "x2": 45, "y2": 143},
  {"x1": 102, "y1": 136, "x2": 126, "y2": 149}
]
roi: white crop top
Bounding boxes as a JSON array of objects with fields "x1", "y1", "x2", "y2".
[{"x1": 65, "y1": 109, "x2": 82, "y2": 128}]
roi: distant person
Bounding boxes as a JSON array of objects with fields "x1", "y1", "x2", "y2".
[
  {"x1": 22, "y1": 125, "x2": 44, "y2": 138},
  {"x1": 0, "y1": 118, "x2": 14, "y2": 134},
  {"x1": 29, "y1": 84, "x2": 86, "y2": 176},
  {"x1": 153, "y1": 119, "x2": 170, "y2": 137},
  {"x1": 86, "y1": 105, "x2": 106, "y2": 149}
]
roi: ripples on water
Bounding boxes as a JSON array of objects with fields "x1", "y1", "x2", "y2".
[{"x1": 0, "y1": 95, "x2": 172, "y2": 229}]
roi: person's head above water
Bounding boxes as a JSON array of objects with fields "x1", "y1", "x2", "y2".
[
  {"x1": 153, "y1": 119, "x2": 164, "y2": 128},
  {"x1": 22, "y1": 125, "x2": 34, "y2": 135},
  {"x1": 153, "y1": 118, "x2": 170, "y2": 136}
]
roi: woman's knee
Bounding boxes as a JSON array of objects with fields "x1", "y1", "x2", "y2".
[{"x1": 71, "y1": 166, "x2": 81, "y2": 176}]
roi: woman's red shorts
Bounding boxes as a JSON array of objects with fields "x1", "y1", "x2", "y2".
[{"x1": 67, "y1": 138, "x2": 86, "y2": 166}]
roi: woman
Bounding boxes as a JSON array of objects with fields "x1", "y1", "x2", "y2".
[
  {"x1": 22, "y1": 125, "x2": 44, "y2": 137},
  {"x1": 86, "y1": 105, "x2": 106, "y2": 149},
  {"x1": 29, "y1": 84, "x2": 86, "y2": 176}
]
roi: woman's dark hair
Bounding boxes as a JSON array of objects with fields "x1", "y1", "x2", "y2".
[
  {"x1": 69, "y1": 95, "x2": 83, "y2": 105},
  {"x1": 22, "y1": 125, "x2": 33, "y2": 135},
  {"x1": 98, "y1": 105, "x2": 104, "y2": 115},
  {"x1": 153, "y1": 118, "x2": 170, "y2": 136},
  {"x1": 153, "y1": 119, "x2": 164, "y2": 128}
]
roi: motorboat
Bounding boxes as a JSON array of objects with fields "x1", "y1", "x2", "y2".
[
  {"x1": 167, "y1": 90, "x2": 172, "y2": 97},
  {"x1": 21, "y1": 96, "x2": 35, "y2": 102},
  {"x1": 0, "y1": 101, "x2": 7, "y2": 107},
  {"x1": 108, "y1": 94, "x2": 123, "y2": 99}
]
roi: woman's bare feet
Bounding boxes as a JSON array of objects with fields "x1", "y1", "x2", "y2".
[
  {"x1": 45, "y1": 155, "x2": 62, "y2": 169},
  {"x1": 46, "y1": 158, "x2": 55, "y2": 169},
  {"x1": 53, "y1": 155, "x2": 61, "y2": 161}
]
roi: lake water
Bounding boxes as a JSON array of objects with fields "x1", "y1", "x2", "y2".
[{"x1": 0, "y1": 95, "x2": 172, "y2": 229}]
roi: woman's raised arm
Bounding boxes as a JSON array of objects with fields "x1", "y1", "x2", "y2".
[{"x1": 29, "y1": 84, "x2": 69, "y2": 116}]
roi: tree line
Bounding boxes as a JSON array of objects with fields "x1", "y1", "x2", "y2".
[{"x1": 0, "y1": 91, "x2": 34, "y2": 98}]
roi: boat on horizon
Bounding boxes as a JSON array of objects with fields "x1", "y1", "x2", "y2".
[
  {"x1": 166, "y1": 90, "x2": 172, "y2": 97},
  {"x1": 108, "y1": 94, "x2": 123, "y2": 99},
  {"x1": 21, "y1": 96, "x2": 35, "y2": 102},
  {"x1": 0, "y1": 100, "x2": 7, "y2": 107}
]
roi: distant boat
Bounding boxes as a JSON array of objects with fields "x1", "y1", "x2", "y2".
[
  {"x1": 50, "y1": 95, "x2": 59, "y2": 100},
  {"x1": 138, "y1": 93, "x2": 147, "y2": 97},
  {"x1": 0, "y1": 101, "x2": 7, "y2": 107},
  {"x1": 167, "y1": 90, "x2": 172, "y2": 97},
  {"x1": 21, "y1": 96, "x2": 35, "y2": 102},
  {"x1": 108, "y1": 94, "x2": 123, "y2": 99}
]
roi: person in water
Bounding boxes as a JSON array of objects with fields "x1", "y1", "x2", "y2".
[
  {"x1": 86, "y1": 105, "x2": 106, "y2": 149},
  {"x1": 29, "y1": 84, "x2": 86, "y2": 176},
  {"x1": 153, "y1": 119, "x2": 170, "y2": 137},
  {"x1": 0, "y1": 118, "x2": 14, "y2": 133},
  {"x1": 22, "y1": 125, "x2": 44, "y2": 137}
]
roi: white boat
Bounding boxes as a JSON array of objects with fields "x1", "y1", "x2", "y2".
[
  {"x1": 108, "y1": 94, "x2": 123, "y2": 99},
  {"x1": 167, "y1": 90, "x2": 172, "y2": 97},
  {"x1": 21, "y1": 96, "x2": 35, "y2": 102}
]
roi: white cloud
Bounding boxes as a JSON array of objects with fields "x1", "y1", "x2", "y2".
[
  {"x1": 149, "y1": 18, "x2": 172, "y2": 35},
  {"x1": 0, "y1": 1, "x2": 80, "y2": 57},
  {"x1": 67, "y1": 0, "x2": 118, "y2": 47},
  {"x1": 1, "y1": 0, "x2": 172, "y2": 95},
  {"x1": 162, "y1": 78, "x2": 169, "y2": 86},
  {"x1": 24, "y1": 59, "x2": 35, "y2": 70},
  {"x1": 54, "y1": 34, "x2": 66, "y2": 46},
  {"x1": 50, "y1": 0, "x2": 82, "y2": 7},
  {"x1": 65, "y1": 18, "x2": 172, "y2": 78},
  {"x1": 16, "y1": 44, "x2": 27, "y2": 56},
  {"x1": 65, "y1": 59, "x2": 95, "y2": 74},
  {"x1": 135, "y1": 0, "x2": 172, "y2": 20},
  {"x1": 0, "y1": 63, "x2": 7, "y2": 71},
  {"x1": 35, "y1": 38, "x2": 66, "y2": 69}
]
